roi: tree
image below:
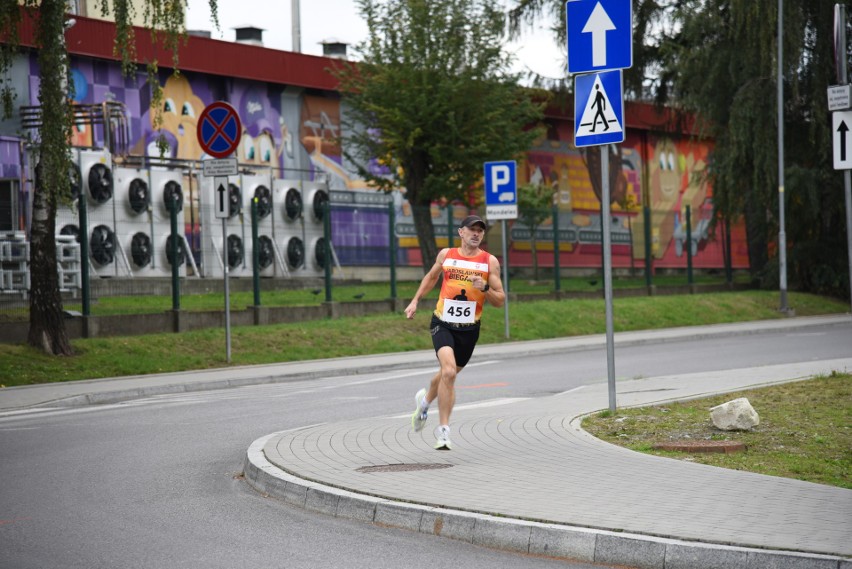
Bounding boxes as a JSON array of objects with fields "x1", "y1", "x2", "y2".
[
  {"x1": 333, "y1": 0, "x2": 545, "y2": 270},
  {"x1": 510, "y1": 0, "x2": 850, "y2": 300},
  {"x1": 507, "y1": 0, "x2": 672, "y2": 100},
  {"x1": 658, "y1": 0, "x2": 848, "y2": 297},
  {"x1": 0, "y1": 1, "x2": 217, "y2": 354},
  {"x1": 516, "y1": 182, "x2": 553, "y2": 281}
]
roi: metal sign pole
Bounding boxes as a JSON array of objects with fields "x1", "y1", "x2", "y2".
[
  {"x1": 222, "y1": 218, "x2": 231, "y2": 362},
  {"x1": 502, "y1": 219, "x2": 510, "y2": 339},
  {"x1": 837, "y1": 4, "x2": 852, "y2": 312},
  {"x1": 601, "y1": 149, "x2": 617, "y2": 413},
  {"x1": 777, "y1": 0, "x2": 789, "y2": 312}
]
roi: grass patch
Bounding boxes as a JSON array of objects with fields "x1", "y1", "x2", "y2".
[
  {"x1": 0, "y1": 290, "x2": 847, "y2": 387},
  {"x1": 582, "y1": 373, "x2": 852, "y2": 489}
]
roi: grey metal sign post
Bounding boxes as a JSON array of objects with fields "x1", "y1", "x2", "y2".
[
  {"x1": 484, "y1": 161, "x2": 518, "y2": 339},
  {"x1": 833, "y1": 4, "x2": 852, "y2": 312},
  {"x1": 568, "y1": 0, "x2": 632, "y2": 412},
  {"x1": 213, "y1": 176, "x2": 232, "y2": 362},
  {"x1": 198, "y1": 100, "x2": 241, "y2": 363}
]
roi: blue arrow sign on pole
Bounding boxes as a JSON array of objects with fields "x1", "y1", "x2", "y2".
[{"x1": 566, "y1": 0, "x2": 633, "y2": 74}]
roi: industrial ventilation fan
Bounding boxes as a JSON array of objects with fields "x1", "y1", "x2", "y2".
[
  {"x1": 257, "y1": 236, "x2": 274, "y2": 270},
  {"x1": 227, "y1": 183, "x2": 242, "y2": 218},
  {"x1": 88, "y1": 163, "x2": 113, "y2": 204},
  {"x1": 59, "y1": 224, "x2": 79, "y2": 241},
  {"x1": 90, "y1": 224, "x2": 116, "y2": 265},
  {"x1": 226, "y1": 234, "x2": 244, "y2": 268},
  {"x1": 130, "y1": 232, "x2": 152, "y2": 267},
  {"x1": 128, "y1": 178, "x2": 150, "y2": 214},
  {"x1": 163, "y1": 180, "x2": 183, "y2": 212},
  {"x1": 165, "y1": 235, "x2": 186, "y2": 266},
  {"x1": 254, "y1": 186, "x2": 272, "y2": 219},
  {"x1": 286, "y1": 236, "x2": 305, "y2": 269},
  {"x1": 285, "y1": 188, "x2": 303, "y2": 220},
  {"x1": 314, "y1": 237, "x2": 328, "y2": 269},
  {"x1": 312, "y1": 189, "x2": 329, "y2": 221}
]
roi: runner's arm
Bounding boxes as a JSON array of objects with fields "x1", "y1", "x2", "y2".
[
  {"x1": 483, "y1": 255, "x2": 506, "y2": 308},
  {"x1": 404, "y1": 249, "x2": 448, "y2": 319}
]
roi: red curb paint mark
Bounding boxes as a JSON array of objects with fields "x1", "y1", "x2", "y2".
[
  {"x1": 457, "y1": 382, "x2": 509, "y2": 389},
  {"x1": 0, "y1": 517, "x2": 32, "y2": 525}
]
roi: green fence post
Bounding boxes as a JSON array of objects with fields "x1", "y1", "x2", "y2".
[
  {"x1": 79, "y1": 187, "x2": 90, "y2": 318},
  {"x1": 389, "y1": 202, "x2": 397, "y2": 300},
  {"x1": 251, "y1": 197, "x2": 260, "y2": 307},
  {"x1": 169, "y1": 195, "x2": 180, "y2": 311},
  {"x1": 725, "y1": 216, "x2": 733, "y2": 285},
  {"x1": 552, "y1": 204, "x2": 560, "y2": 292},
  {"x1": 323, "y1": 200, "x2": 332, "y2": 303},
  {"x1": 447, "y1": 205, "x2": 453, "y2": 248},
  {"x1": 643, "y1": 206, "x2": 653, "y2": 288},
  {"x1": 685, "y1": 205, "x2": 693, "y2": 286}
]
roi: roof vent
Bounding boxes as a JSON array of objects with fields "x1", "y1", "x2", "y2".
[
  {"x1": 234, "y1": 26, "x2": 264, "y2": 47},
  {"x1": 320, "y1": 38, "x2": 348, "y2": 60}
]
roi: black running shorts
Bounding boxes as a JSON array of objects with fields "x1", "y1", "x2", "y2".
[{"x1": 430, "y1": 314, "x2": 481, "y2": 368}]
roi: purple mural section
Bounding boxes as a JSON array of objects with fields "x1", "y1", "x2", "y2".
[
  {"x1": 331, "y1": 208, "x2": 391, "y2": 265},
  {"x1": 0, "y1": 137, "x2": 22, "y2": 180}
]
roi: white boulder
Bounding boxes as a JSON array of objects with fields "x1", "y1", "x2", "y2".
[{"x1": 710, "y1": 397, "x2": 760, "y2": 431}]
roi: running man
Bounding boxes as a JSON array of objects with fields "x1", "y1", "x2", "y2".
[{"x1": 404, "y1": 215, "x2": 506, "y2": 450}]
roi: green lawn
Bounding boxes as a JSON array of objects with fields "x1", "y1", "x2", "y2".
[
  {"x1": 0, "y1": 289, "x2": 846, "y2": 387},
  {"x1": 583, "y1": 373, "x2": 852, "y2": 489}
]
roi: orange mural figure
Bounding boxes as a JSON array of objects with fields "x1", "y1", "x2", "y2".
[
  {"x1": 148, "y1": 75, "x2": 206, "y2": 161},
  {"x1": 648, "y1": 137, "x2": 709, "y2": 259}
]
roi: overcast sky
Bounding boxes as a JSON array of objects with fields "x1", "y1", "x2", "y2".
[{"x1": 185, "y1": 0, "x2": 566, "y2": 80}]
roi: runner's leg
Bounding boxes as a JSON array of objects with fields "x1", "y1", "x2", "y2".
[{"x1": 436, "y1": 346, "x2": 458, "y2": 426}]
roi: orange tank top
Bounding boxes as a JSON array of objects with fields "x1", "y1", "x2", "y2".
[{"x1": 433, "y1": 248, "x2": 491, "y2": 324}]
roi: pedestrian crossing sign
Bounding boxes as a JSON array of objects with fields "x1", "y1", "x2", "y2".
[{"x1": 574, "y1": 69, "x2": 624, "y2": 147}]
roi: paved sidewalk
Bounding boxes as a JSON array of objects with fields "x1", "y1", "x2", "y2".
[{"x1": 249, "y1": 357, "x2": 852, "y2": 568}]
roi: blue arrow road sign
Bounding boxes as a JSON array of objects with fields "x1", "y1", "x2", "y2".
[
  {"x1": 574, "y1": 70, "x2": 624, "y2": 147},
  {"x1": 484, "y1": 161, "x2": 518, "y2": 220},
  {"x1": 566, "y1": 0, "x2": 632, "y2": 74}
]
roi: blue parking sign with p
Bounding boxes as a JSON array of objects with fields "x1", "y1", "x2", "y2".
[{"x1": 484, "y1": 160, "x2": 518, "y2": 220}]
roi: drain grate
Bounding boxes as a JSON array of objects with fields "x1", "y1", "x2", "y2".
[{"x1": 356, "y1": 463, "x2": 453, "y2": 473}]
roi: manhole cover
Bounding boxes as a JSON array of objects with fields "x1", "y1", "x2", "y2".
[
  {"x1": 653, "y1": 440, "x2": 746, "y2": 454},
  {"x1": 356, "y1": 463, "x2": 454, "y2": 473}
]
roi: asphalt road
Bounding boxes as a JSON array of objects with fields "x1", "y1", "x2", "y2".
[{"x1": 1, "y1": 322, "x2": 849, "y2": 569}]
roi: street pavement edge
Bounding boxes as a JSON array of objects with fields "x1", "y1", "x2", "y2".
[
  {"x1": 2, "y1": 314, "x2": 850, "y2": 412},
  {"x1": 243, "y1": 432, "x2": 851, "y2": 569}
]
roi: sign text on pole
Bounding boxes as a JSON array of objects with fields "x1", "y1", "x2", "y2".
[
  {"x1": 828, "y1": 85, "x2": 852, "y2": 112},
  {"x1": 203, "y1": 157, "x2": 238, "y2": 177},
  {"x1": 484, "y1": 161, "x2": 518, "y2": 220},
  {"x1": 566, "y1": 0, "x2": 633, "y2": 75}
]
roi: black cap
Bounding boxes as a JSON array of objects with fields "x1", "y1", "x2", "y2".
[{"x1": 459, "y1": 215, "x2": 486, "y2": 230}]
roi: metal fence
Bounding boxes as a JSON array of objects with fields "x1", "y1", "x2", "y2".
[{"x1": 1, "y1": 191, "x2": 747, "y2": 326}]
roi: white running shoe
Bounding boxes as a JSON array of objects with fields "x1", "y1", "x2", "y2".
[
  {"x1": 434, "y1": 425, "x2": 453, "y2": 451},
  {"x1": 411, "y1": 388, "x2": 428, "y2": 432}
]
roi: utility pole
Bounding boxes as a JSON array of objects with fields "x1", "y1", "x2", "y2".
[{"x1": 777, "y1": 0, "x2": 789, "y2": 313}]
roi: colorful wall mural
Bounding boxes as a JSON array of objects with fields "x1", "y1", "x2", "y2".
[{"x1": 1, "y1": 49, "x2": 748, "y2": 277}]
